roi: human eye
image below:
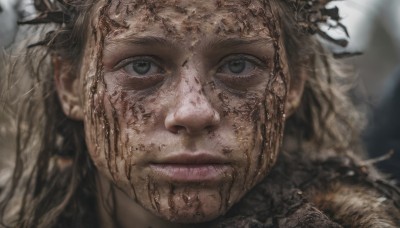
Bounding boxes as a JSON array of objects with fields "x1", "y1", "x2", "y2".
[
  {"x1": 119, "y1": 56, "x2": 164, "y2": 77},
  {"x1": 112, "y1": 56, "x2": 166, "y2": 90},
  {"x1": 218, "y1": 56, "x2": 256, "y2": 75},
  {"x1": 215, "y1": 54, "x2": 267, "y2": 89}
]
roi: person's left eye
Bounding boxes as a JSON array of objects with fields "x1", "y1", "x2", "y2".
[
  {"x1": 218, "y1": 58, "x2": 256, "y2": 75},
  {"x1": 215, "y1": 54, "x2": 266, "y2": 90}
]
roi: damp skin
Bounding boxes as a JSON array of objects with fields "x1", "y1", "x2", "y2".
[{"x1": 78, "y1": 0, "x2": 288, "y2": 226}]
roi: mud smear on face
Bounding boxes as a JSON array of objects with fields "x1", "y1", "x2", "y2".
[
  {"x1": 181, "y1": 190, "x2": 203, "y2": 218},
  {"x1": 86, "y1": 0, "x2": 142, "y2": 187},
  {"x1": 166, "y1": 184, "x2": 211, "y2": 221},
  {"x1": 168, "y1": 184, "x2": 177, "y2": 219},
  {"x1": 147, "y1": 176, "x2": 161, "y2": 212},
  {"x1": 124, "y1": 150, "x2": 138, "y2": 199},
  {"x1": 86, "y1": 0, "x2": 289, "y2": 223},
  {"x1": 216, "y1": 89, "x2": 263, "y2": 188},
  {"x1": 88, "y1": 1, "x2": 117, "y2": 184},
  {"x1": 105, "y1": 0, "x2": 275, "y2": 46},
  {"x1": 243, "y1": 0, "x2": 288, "y2": 187},
  {"x1": 218, "y1": 168, "x2": 239, "y2": 213}
]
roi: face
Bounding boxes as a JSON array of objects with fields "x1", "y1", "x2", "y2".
[{"x1": 75, "y1": 0, "x2": 289, "y2": 223}]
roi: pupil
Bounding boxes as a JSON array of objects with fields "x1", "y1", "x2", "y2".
[
  {"x1": 229, "y1": 60, "x2": 245, "y2": 74},
  {"x1": 133, "y1": 61, "x2": 151, "y2": 75}
]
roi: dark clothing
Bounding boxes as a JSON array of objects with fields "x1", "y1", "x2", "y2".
[{"x1": 208, "y1": 152, "x2": 400, "y2": 227}]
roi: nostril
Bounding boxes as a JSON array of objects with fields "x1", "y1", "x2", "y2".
[{"x1": 205, "y1": 125, "x2": 217, "y2": 134}]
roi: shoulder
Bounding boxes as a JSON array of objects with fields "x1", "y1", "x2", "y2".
[{"x1": 305, "y1": 156, "x2": 400, "y2": 227}]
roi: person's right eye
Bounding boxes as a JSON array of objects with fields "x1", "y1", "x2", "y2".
[
  {"x1": 112, "y1": 56, "x2": 166, "y2": 90},
  {"x1": 121, "y1": 57, "x2": 164, "y2": 77}
]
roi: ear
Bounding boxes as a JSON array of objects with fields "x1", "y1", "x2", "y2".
[
  {"x1": 53, "y1": 55, "x2": 84, "y2": 121},
  {"x1": 285, "y1": 62, "x2": 307, "y2": 117}
]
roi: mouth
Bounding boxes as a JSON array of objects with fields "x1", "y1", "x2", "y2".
[{"x1": 149, "y1": 153, "x2": 231, "y2": 182}]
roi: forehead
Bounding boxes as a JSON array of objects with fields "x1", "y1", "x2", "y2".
[{"x1": 99, "y1": 0, "x2": 273, "y2": 42}]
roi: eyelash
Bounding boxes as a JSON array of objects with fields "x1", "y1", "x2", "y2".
[
  {"x1": 115, "y1": 54, "x2": 264, "y2": 74},
  {"x1": 112, "y1": 54, "x2": 266, "y2": 92},
  {"x1": 116, "y1": 56, "x2": 164, "y2": 76},
  {"x1": 218, "y1": 54, "x2": 265, "y2": 70},
  {"x1": 216, "y1": 54, "x2": 266, "y2": 76},
  {"x1": 212, "y1": 55, "x2": 267, "y2": 90}
]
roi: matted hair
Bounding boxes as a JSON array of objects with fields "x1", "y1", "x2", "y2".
[{"x1": 0, "y1": 0, "x2": 362, "y2": 227}]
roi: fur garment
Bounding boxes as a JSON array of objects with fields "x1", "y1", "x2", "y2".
[{"x1": 208, "y1": 152, "x2": 400, "y2": 227}]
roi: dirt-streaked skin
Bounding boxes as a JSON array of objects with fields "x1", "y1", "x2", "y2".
[{"x1": 77, "y1": 0, "x2": 288, "y2": 226}]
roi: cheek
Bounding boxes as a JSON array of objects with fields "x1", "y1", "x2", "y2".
[
  {"x1": 251, "y1": 82, "x2": 287, "y2": 184},
  {"x1": 213, "y1": 90, "x2": 260, "y2": 186},
  {"x1": 218, "y1": 80, "x2": 287, "y2": 188}
]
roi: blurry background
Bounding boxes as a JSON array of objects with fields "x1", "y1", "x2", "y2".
[
  {"x1": 325, "y1": 0, "x2": 400, "y2": 181},
  {"x1": 326, "y1": 0, "x2": 400, "y2": 103},
  {"x1": 1, "y1": 0, "x2": 399, "y2": 180}
]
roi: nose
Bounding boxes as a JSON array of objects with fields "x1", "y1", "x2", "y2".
[{"x1": 165, "y1": 79, "x2": 220, "y2": 135}]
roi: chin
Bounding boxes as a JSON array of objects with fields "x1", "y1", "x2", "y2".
[
  {"x1": 141, "y1": 186, "x2": 241, "y2": 224},
  {"x1": 154, "y1": 205, "x2": 226, "y2": 224}
]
